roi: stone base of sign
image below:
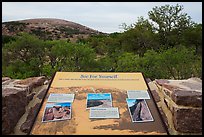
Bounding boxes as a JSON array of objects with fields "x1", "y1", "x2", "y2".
[
  {"x1": 2, "y1": 76, "x2": 49, "y2": 135},
  {"x1": 147, "y1": 78, "x2": 202, "y2": 135}
]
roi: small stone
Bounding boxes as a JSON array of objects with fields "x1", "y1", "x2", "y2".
[
  {"x1": 145, "y1": 78, "x2": 152, "y2": 84},
  {"x1": 171, "y1": 89, "x2": 202, "y2": 107},
  {"x1": 172, "y1": 107, "x2": 202, "y2": 133}
]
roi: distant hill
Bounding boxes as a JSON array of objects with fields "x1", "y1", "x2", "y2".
[{"x1": 2, "y1": 18, "x2": 105, "y2": 42}]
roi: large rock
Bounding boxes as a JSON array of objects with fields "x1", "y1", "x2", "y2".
[
  {"x1": 2, "y1": 76, "x2": 48, "y2": 135},
  {"x1": 155, "y1": 78, "x2": 202, "y2": 107},
  {"x1": 172, "y1": 107, "x2": 202, "y2": 133},
  {"x1": 20, "y1": 103, "x2": 41, "y2": 134},
  {"x1": 2, "y1": 87, "x2": 28, "y2": 134},
  {"x1": 155, "y1": 78, "x2": 202, "y2": 92},
  {"x1": 154, "y1": 77, "x2": 202, "y2": 134},
  {"x1": 14, "y1": 76, "x2": 46, "y2": 93}
]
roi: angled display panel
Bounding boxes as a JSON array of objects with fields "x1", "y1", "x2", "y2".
[{"x1": 30, "y1": 72, "x2": 168, "y2": 135}]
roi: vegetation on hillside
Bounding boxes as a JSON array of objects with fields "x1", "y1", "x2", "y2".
[{"x1": 2, "y1": 4, "x2": 202, "y2": 80}]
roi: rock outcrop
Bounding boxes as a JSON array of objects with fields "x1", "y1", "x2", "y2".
[
  {"x1": 14, "y1": 76, "x2": 46, "y2": 93},
  {"x1": 147, "y1": 77, "x2": 202, "y2": 135},
  {"x1": 2, "y1": 18, "x2": 105, "y2": 42},
  {"x1": 2, "y1": 76, "x2": 48, "y2": 135}
]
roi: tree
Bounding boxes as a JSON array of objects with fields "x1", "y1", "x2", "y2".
[
  {"x1": 181, "y1": 23, "x2": 202, "y2": 55},
  {"x1": 70, "y1": 43, "x2": 97, "y2": 71},
  {"x1": 148, "y1": 4, "x2": 192, "y2": 47},
  {"x1": 43, "y1": 40, "x2": 71, "y2": 75},
  {"x1": 119, "y1": 17, "x2": 157, "y2": 56},
  {"x1": 115, "y1": 52, "x2": 140, "y2": 72},
  {"x1": 96, "y1": 56, "x2": 115, "y2": 72},
  {"x1": 2, "y1": 35, "x2": 16, "y2": 46},
  {"x1": 2, "y1": 33, "x2": 45, "y2": 78},
  {"x1": 140, "y1": 50, "x2": 166, "y2": 79},
  {"x1": 44, "y1": 41, "x2": 98, "y2": 72},
  {"x1": 86, "y1": 35, "x2": 109, "y2": 55},
  {"x1": 159, "y1": 46, "x2": 199, "y2": 79}
]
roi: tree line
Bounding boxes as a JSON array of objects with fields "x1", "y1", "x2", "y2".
[{"x1": 2, "y1": 4, "x2": 202, "y2": 80}]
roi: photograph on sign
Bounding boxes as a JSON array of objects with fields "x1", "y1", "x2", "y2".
[
  {"x1": 126, "y1": 99, "x2": 154, "y2": 122},
  {"x1": 86, "y1": 93, "x2": 112, "y2": 109},
  {"x1": 42, "y1": 102, "x2": 71, "y2": 122},
  {"x1": 47, "y1": 93, "x2": 75, "y2": 103},
  {"x1": 90, "y1": 107, "x2": 120, "y2": 119},
  {"x1": 127, "y1": 90, "x2": 150, "y2": 99}
]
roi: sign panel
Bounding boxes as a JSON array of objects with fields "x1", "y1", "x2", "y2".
[{"x1": 30, "y1": 72, "x2": 167, "y2": 135}]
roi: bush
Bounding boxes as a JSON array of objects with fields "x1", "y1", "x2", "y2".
[
  {"x1": 2, "y1": 33, "x2": 201, "y2": 80},
  {"x1": 159, "y1": 46, "x2": 199, "y2": 79},
  {"x1": 114, "y1": 47, "x2": 201, "y2": 80},
  {"x1": 115, "y1": 52, "x2": 140, "y2": 72},
  {"x1": 2, "y1": 33, "x2": 45, "y2": 79}
]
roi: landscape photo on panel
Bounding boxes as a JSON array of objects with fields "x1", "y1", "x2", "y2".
[
  {"x1": 42, "y1": 102, "x2": 71, "y2": 122},
  {"x1": 86, "y1": 93, "x2": 112, "y2": 109},
  {"x1": 126, "y1": 99, "x2": 154, "y2": 122}
]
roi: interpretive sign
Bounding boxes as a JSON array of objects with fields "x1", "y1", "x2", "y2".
[{"x1": 30, "y1": 72, "x2": 168, "y2": 135}]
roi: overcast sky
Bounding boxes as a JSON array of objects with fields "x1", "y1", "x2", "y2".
[{"x1": 2, "y1": 2, "x2": 202, "y2": 33}]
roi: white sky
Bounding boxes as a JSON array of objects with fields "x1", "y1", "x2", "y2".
[{"x1": 2, "y1": 2, "x2": 202, "y2": 33}]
